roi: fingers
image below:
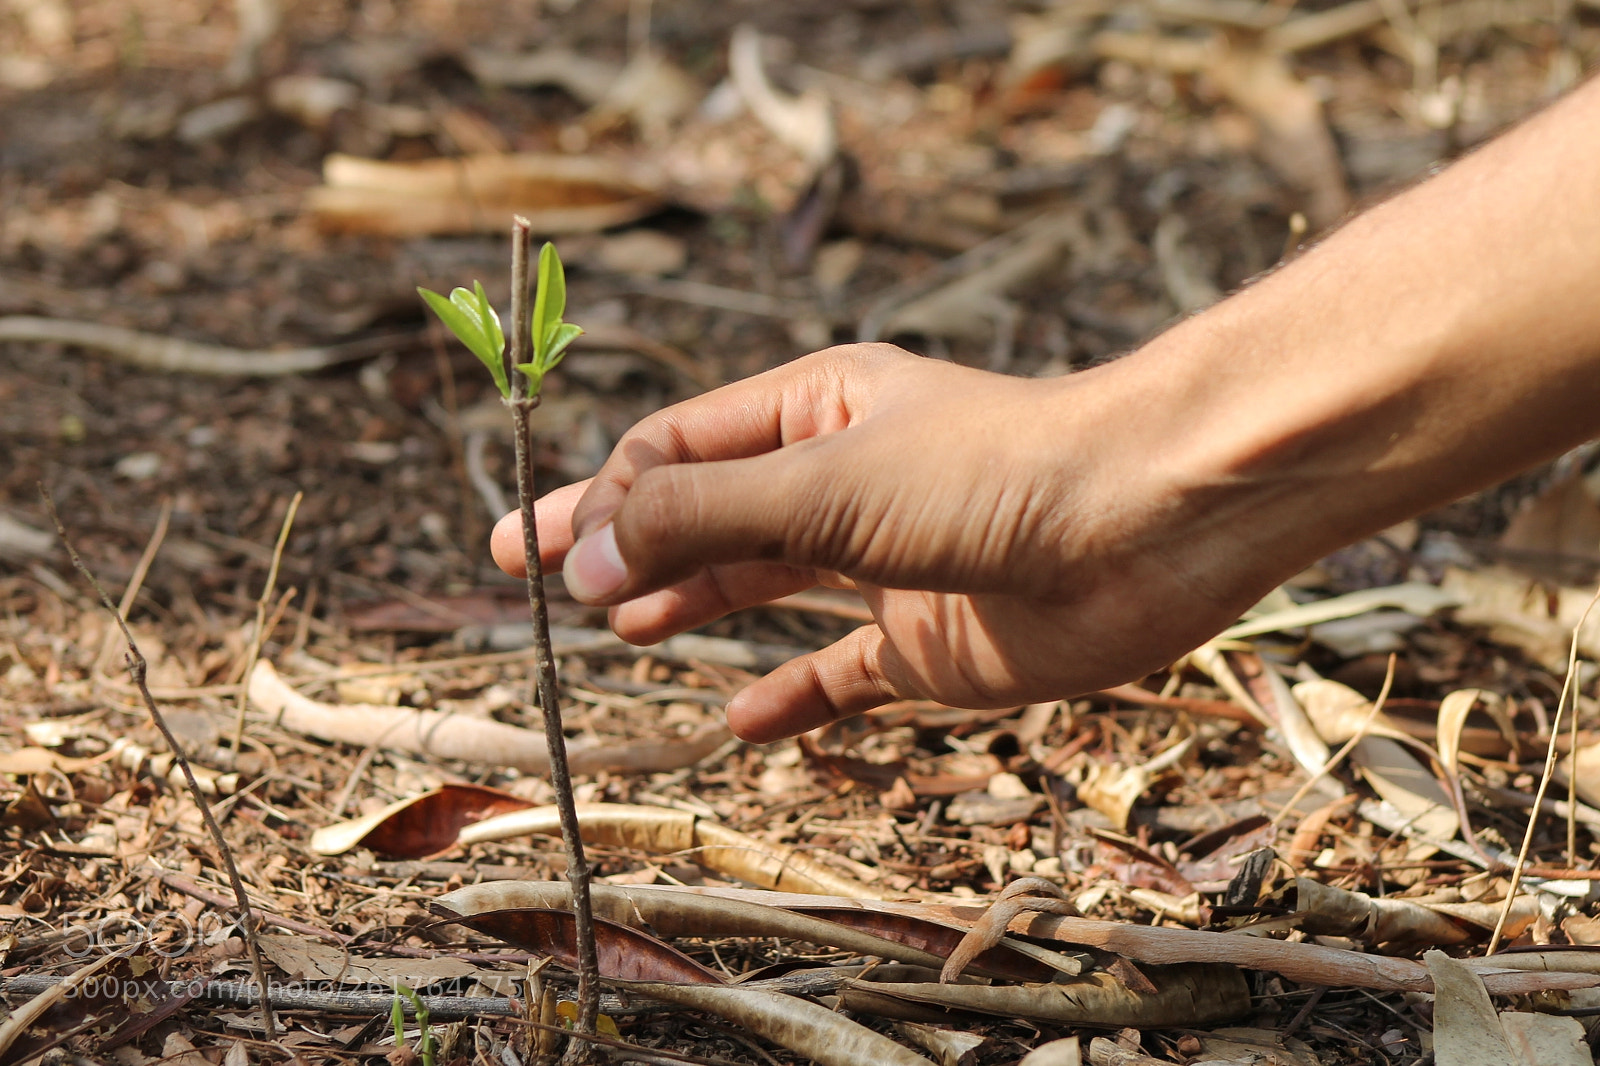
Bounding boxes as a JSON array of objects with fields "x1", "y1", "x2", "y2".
[
  {"x1": 605, "y1": 561, "x2": 818, "y2": 646},
  {"x1": 563, "y1": 437, "x2": 855, "y2": 604},
  {"x1": 724, "y1": 625, "x2": 918, "y2": 743},
  {"x1": 489, "y1": 480, "x2": 591, "y2": 578},
  {"x1": 570, "y1": 344, "x2": 906, "y2": 539}
]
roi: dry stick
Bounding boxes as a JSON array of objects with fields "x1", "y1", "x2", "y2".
[
  {"x1": 1568, "y1": 651, "x2": 1582, "y2": 868},
  {"x1": 92, "y1": 496, "x2": 173, "y2": 679},
  {"x1": 1270, "y1": 654, "x2": 1397, "y2": 828},
  {"x1": 505, "y1": 219, "x2": 600, "y2": 1053},
  {"x1": 233, "y1": 491, "x2": 302, "y2": 757},
  {"x1": 1488, "y1": 584, "x2": 1600, "y2": 954},
  {"x1": 39, "y1": 488, "x2": 277, "y2": 1041}
]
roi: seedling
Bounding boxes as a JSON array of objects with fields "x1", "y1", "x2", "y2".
[
  {"x1": 389, "y1": 982, "x2": 437, "y2": 1066},
  {"x1": 420, "y1": 225, "x2": 600, "y2": 1060}
]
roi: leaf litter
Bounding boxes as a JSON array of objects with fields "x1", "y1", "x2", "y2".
[{"x1": 4, "y1": 1, "x2": 1600, "y2": 1064}]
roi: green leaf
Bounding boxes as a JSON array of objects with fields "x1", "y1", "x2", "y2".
[
  {"x1": 543, "y1": 322, "x2": 583, "y2": 370},
  {"x1": 533, "y1": 242, "x2": 567, "y2": 362},
  {"x1": 419, "y1": 284, "x2": 508, "y2": 398},
  {"x1": 514, "y1": 362, "x2": 546, "y2": 394},
  {"x1": 470, "y1": 279, "x2": 505, "y2": 364}
]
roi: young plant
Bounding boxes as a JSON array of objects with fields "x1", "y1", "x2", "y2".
[
  {"x1": 389, "y1": 982, "x2": 437, "y2": 1066},
  {"x1": 420, "y1": 224, "x2": 600, "y2": 1059}
]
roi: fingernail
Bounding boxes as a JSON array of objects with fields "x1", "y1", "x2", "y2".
[{"x1": 564, "y1": 523, "x2": 627, "y2": 602}]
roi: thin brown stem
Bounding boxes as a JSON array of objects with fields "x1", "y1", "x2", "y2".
[
  {"x1": 506, "y1": 218, "x2": 600, "y2": 1058},
  {"x1": 40, "y1": 487, "x2": 278, "y2": 1041}
]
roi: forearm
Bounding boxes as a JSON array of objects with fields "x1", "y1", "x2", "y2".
[{"x1": 1123, "y1": 76, "x2": 1600, "y2": 588}]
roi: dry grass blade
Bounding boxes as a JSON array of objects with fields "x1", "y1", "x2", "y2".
[
  {"x1": 1489, "y1": 581, "x2": 1600, "y2": 953},
  {"x1": 232, "y1": 489, "x2": 299, "y2": 755}
]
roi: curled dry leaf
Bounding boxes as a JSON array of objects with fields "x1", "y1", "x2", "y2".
[
  {"x1": 611, "y1": 980, "x2": 935, "y2": 1066},
  {"x1": 308, "y1": 153, "x2": 661, "y2": 237},
  {"x1": 455, "y1": 803, "x2": 882, "y2": 897},
  {"x1": 431, "y1": 907, "x2": 725, "y2": 985},
  {"x1": 309, "y1": 784, "x2": 532, "y2": 858},
  {"x1": 256, "y1": 661, "x2": 730, "y2": 779},
  {"x1": 436, "y1": 881, "x2": 1054, "y2": 981},
  {"x1": 846, "y1": 963, "x2": 1249, "y2": 1028},
  {"x1": 1278, "y1": 878, "x2": 1539, "y2": 947},
  {"x1": 1076, "y1": 733, "x2": 1194, "y2": 832}
]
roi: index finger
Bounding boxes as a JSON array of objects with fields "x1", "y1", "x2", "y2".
[{"x1": 571, "y1": 344, "x2": 908, "y2": 539}]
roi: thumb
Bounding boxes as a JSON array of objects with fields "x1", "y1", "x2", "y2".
[{"x1": 563, "y1": 438, "x2": 856, "y2": 604}]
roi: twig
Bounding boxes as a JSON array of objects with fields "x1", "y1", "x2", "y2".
[
  {"x1": 233, "y1": 491, "x2": 302, "y2": 755},
  {"x1": 91, "y1": 496, "x2": 172, "y2": 679},
  {"x1": 0, "y1": 315, "x2": 402, "y2": 375},
  {"x1": 38, "y1": 487, "x2": 278, "y2": 1040},
  {"x1": 1488, "y1": 584, "x2": 1600, "y2": 953},
  {"x1": 506, "y1": 218, "x2": 600, "y2": 1058}
]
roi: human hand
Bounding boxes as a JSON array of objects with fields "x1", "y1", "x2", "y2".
[{"x1": 492, "y1": 343, "x2": 1272, "y2": 743}]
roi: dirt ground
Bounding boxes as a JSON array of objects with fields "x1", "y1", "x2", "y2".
[{"x1": 3, "y1": 1, "x2": 1600, "y2": 1064}]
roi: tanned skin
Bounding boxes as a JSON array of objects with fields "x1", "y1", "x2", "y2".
[{"x1": 494, "y1": 78, "x2": 1600, "y2": 744}]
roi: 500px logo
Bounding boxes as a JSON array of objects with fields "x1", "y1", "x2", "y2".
[{"x1": 57, "y1": 910, "x2": 241, "y2": 959}]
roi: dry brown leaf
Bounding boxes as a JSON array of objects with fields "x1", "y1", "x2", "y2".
[
  {"x1": 1291, "y1": 678, "x2": 1424, "y2": 749},
  {"x1": 1436, "y1": 689, "x2": 1486, "y2": 776},
  {"x1": 612, "y1": 981, "x2": 935, "y2": 1066},
  {"x1": 1018, "y1": 1037, "x2": 1082, "y2": 1066},
  {"x1": 434, "y1": 907, "x2": 726, "y2": 985},
  {"x1": 1500, "y1": 1012, "x2": 1592, "y2": 1066},
  {"x1": 454, "y1": 803, "x2": 883, "y2": 897},
  {"x1": 308, "y1": 153, "x2": 661, "y2": 237},
  {"x1": 256, "y1": 934, "x2": 479, "y2": 986},
  {"x1": 1442, "y1": 565, "x2": 1600, "y2": 670},
  {"x1": 1279, "y1": 879, "x2": 1538, "y2": 946},
  {"x1": 1351, "y1": 736, "x2": 1460, "y2": 844},
  {"x1": 1498, "y1": 470, "x2": 1600, "y2": 576},
  {"x1": 1076, "y1": 734, "x2": 1193, "y2": 832},
  {"x1": 662, "y1": 886, "x2": 1600, "y2": 995},
  {"x1": 1427, "y1": 949, "x2": 1515, "y2": 1066},
  {"x1": 308, "y1": 784, "x2": 533, "y2": 858},
  {"x1": 436, "y1": 880, "x2": 1049, "y2": 979}
]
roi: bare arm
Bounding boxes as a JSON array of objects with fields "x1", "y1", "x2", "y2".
[{"x1": 494, "y1": 77, "x2": 1600, "y2": 742}]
